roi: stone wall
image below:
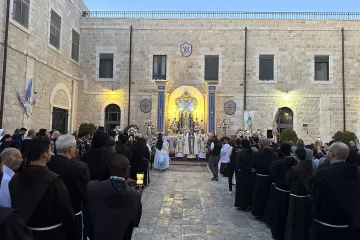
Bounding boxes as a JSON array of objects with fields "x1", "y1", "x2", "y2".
[
  {"x1": 79, "y1": 17, "x2": 360, "y2": 142},
  {"x1": 0, "y1": 0, "x2": 87, "y2": 133}
]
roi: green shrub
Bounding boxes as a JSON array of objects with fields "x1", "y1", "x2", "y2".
[
  {"x1": 332, "y1": 131, "x2": 358, "y2": 144},
  {"x1": 123, "y1": 124, "x2": 140, "y2": 134},
  {"x1": 79, "y1": 123, "x2": 97, "y2": 135},
  {"x1": 279, "y1": 129, "x2": 298, "y2": 143}
]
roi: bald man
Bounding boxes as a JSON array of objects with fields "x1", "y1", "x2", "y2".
[
  {"x1": 252, "y1": 138, "x2": 278, "y2": 219},
  {"x1": 0, "y1": 148, "x2": 23, "y2": 207},
  {"x1": 309, "y1": 141, "x2": 360, "y2": 240},
  {"x1": 86, "y1": 155, "x2": 142, "y2": 240}
]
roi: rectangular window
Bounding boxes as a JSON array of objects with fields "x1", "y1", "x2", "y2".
[
  {"x1": 204, "y1": 55, "x2": 219, "y2": 81},
  {"x1": 99, "y1": 53, "x2": 114, "y2": 78},
  {"x1": 12, "y1": 0, "x2": 30, "y2": 28},
  {"x1": 49, "y1": 10, "x2": 61, "y2": 49},
  {"x1": 153, "y1": 55, "x2": 167, "y2": 80},
  {"x1": 315, "y1": 56, "x2": 329, "y2": 81},
  {"x1": 259, "y1": 55, "x2": 274, "y2": 80},
  {"x1": 71, "y1": 29, "x2": 80, "y2": 62}
]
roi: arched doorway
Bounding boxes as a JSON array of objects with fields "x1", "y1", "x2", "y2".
[
  {"x1": 104, "y1": 104, "x2": 121, "y2": 132},
  {"x1": 277, "y1": 107, "x2": 294, "y2": 133}
]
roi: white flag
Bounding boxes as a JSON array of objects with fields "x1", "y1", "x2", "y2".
[{"x1": 244, "y1": 110, "x2": 256, "y2": 130}]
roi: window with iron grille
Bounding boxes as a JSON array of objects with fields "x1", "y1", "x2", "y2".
[
  {"x1": 204, "y1": 55, "x2": 219, "y2": 81},
  {"x1": 315, "y1": 56, "x2": 329, "y2": 81},
  {"x1": 71, "y1": 30, "x2": 80, "y2": 62},
  {"x1": 12, "y1": 0, "x2": 30, "y2": 28},
  {"x1": 50, "y1": 10, "x2": 61, "y2": 49},
  {"x1": 99, "y1": 53, "x2": 114, "y2": 78},
  {"x1": 259, "y1": 55, "x2": 274, "y2": 80},
  {"x1": 153, "y1": 55, "x2": 166, "y2": 80}
]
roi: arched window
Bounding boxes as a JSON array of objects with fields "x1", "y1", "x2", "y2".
[
  {"x1": 277, "y1": 107, "x2": 293, "y2": 133},
  {"x1": 104, "y1": 104, "x2": 121, "y2": 132}
]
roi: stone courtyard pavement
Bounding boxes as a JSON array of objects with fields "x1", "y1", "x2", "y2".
[{"x1": 132, "y1": 161, "x2": 273, "y2": 240}]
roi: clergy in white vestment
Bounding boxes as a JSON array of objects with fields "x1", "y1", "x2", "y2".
[
  {"x1": 197, "y1": 129, "x2": 208, "y2": 159},
  {"x1": 193, "y1": 132, "x2": 199, "y2": 155},
  {"x1": 184, "y1": 131, "x2": 190, "y2": 155},
  {"x1": 175, "y1": 131, "x2": 185, "y2": 157}
]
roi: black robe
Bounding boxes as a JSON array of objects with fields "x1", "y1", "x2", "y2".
[
  {"x1": 81, "y1": 147, "x2": 115, "y2": 181},
  {"x1": 284, "y1": 160, "x2": 314, "y2": 240},
  {"x1": 86, "y1": 179, "x2": 142, "y2": 240},
  {"x1": 130, "y1": 143, "x2": 150, "y2": 184},
  {"x1": 235, "y1": 149, "x2": 255, "y2": 210},
  {"x1": 0, "y1": 207, "x2": 33, "y2": 240},
  {"x1": 47, "y1": 155, "x2": 90, "y2": 239},
  {"x1": 268, "y1": 156, "x2": 297, "y2": 240},
  {"x1": 9, "y1": 165, "x2": 77, "y2": 240},
  {"x1": 309, "y1": 162, "x2": 360, "y2": 240},
  {"x1": 252, "y1": 148, "x2": 278, "y2": 217}
]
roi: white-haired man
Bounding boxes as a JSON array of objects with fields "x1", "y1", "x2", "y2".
[
  {"x1": 47, "y1": 134, "x2": 90, "y2": 240},
  {"x1": 0, "y1": 148, "x2": 23, "y2": 207}
]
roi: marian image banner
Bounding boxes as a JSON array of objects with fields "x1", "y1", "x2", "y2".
[{"x1": 244, "y1": 110, "x2": 256, "y2": 130}]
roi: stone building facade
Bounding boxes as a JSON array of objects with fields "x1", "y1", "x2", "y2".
[
  {"x1": 1, "y1": 1, "x2": 360, "y2": 143},
  {"x1": 0, "y1": 0, "x2": 87, "y2": 133}
]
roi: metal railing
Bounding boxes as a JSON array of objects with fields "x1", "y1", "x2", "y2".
[{"x1": 82, "y1": 11, "x2": 360, "y2": 20}]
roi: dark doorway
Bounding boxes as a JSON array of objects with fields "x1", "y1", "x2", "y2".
[
  {"x1": 52, "y1": 107, "x2": 68, "y2": 134},
  {"x1": 104, "y1": 104, "x2": 121, "y2": 132},
  {"x1": 277, "y1": 107, "x2": 294, "y2": 133}
]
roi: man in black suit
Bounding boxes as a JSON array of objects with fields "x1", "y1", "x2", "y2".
[
  {"x1": 0, "y1": 206, "x2": 33, "y2": 240},
  {"x1": 47, "y1": 134, "x2": 90, "y2": 240},
  {"x1": 11, "y1": 128, "x2": 27, "y2": 150}
]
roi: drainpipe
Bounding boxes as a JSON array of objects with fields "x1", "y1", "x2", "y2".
[
  {"x1": 71, "y1": 79, "x2": 76, "y2": 133},
  {"x1": 127, "y1": 25, "x2": 132, "y2": 126},
  {"x1": 341, "y1": 28, "x2": 346, "y2": 131},
  {"x1": 0, "y1": 0, "x2": 11, "y2": 128},
  {"x1": 243, "y1": 27, "x2": 248, "y2": 112}
]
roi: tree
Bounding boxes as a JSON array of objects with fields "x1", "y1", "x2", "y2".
[
  {"x1": 79, "y1": 123, "x2": 97, "y2": 135},
  {"x1": 279, "y1": 129, "x2": 298, "y2": 143},
  {"x1": 332, "y1": 131, "x2": 358, "y2": 144}
]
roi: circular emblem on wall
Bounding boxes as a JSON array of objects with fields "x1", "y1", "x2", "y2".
[
  {"x1": 180, "y1": 42, "x2": 192, "y2": 57},
  {"x1": 140, "y1": 99, "x2": 152, "y2": 113},
  {"x1": 224, "y1": 100, "x2": 236, "y2": 115}
]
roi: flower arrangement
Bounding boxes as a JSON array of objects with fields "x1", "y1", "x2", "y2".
[
  {"x1": 167, "y1": 119, "x2": 178, "y2": 134},
  {"x1": 127, "y1": 127, "x2": 139, "y2": 136},
  {"x1": 144, "y1": 118, "x2": 155, "y2": 137},
  {"x1": 218, "y1": 118, "x2": 231, "y2": 136}
]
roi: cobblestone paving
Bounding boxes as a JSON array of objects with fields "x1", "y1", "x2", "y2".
[{"x1": 133, "y1": 162, "x2": 273, "y2": 240}]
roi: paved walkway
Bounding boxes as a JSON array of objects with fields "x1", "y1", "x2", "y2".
[{"x1": 133, "y1": 162, "x2": 273, "y2": 240}]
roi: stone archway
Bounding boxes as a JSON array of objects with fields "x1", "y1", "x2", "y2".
[
  {"x1": 167, "y1": 86, "x2": 205, "y2": 133},
  {"x1": 49, "y1": 83, "x2": 71, "y2": 133},
  {"x1": 276, "y1": 107, "x2": 294, "y2": 133}
]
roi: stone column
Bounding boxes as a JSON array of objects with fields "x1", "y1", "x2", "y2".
[
  {"x1": 156, "y1": 82, "x2": 167, "y2": 133},
  {"x1": 207, "y1": 84, "x2": 217, "y2": 134}
]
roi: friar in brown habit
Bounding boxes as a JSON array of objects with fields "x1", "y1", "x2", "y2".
[{"x1": 9, "y1": 137, "x2": 77, "y2": 240}]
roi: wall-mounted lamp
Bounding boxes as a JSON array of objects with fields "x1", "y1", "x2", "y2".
[{"x1": 284, "y1": 90, "x2": 289, "y2": 99}]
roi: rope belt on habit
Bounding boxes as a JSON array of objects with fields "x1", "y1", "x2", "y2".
[
  {"x1": 256, "y1": 173, "x2": 270, "y2": 177},
  {"x1": 315, "y1": 219, "x2": 349, "y2": 228},
  {"x1": 75, "y1": 211, "x2": 82, "y2": 216},
  {"x1": 28, "y1": 223, "x2": 63, "y2": 231},
  {"x1": 290, "y1": 193, "x2": 311, "y2": 198},
  {"x1": 272, "y1": 182, "x2": 275, "y2": 185},
  {"x1": 275, "y1": 186, "x2": 290, "y2": 193}
]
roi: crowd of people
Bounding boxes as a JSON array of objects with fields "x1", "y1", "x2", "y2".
[
  {"x1": 0, "y1": 127, "x2": 150, "y2": 240},
  {"x1": 207, "y1": 134, "x2": 360, "y2": 240}
]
